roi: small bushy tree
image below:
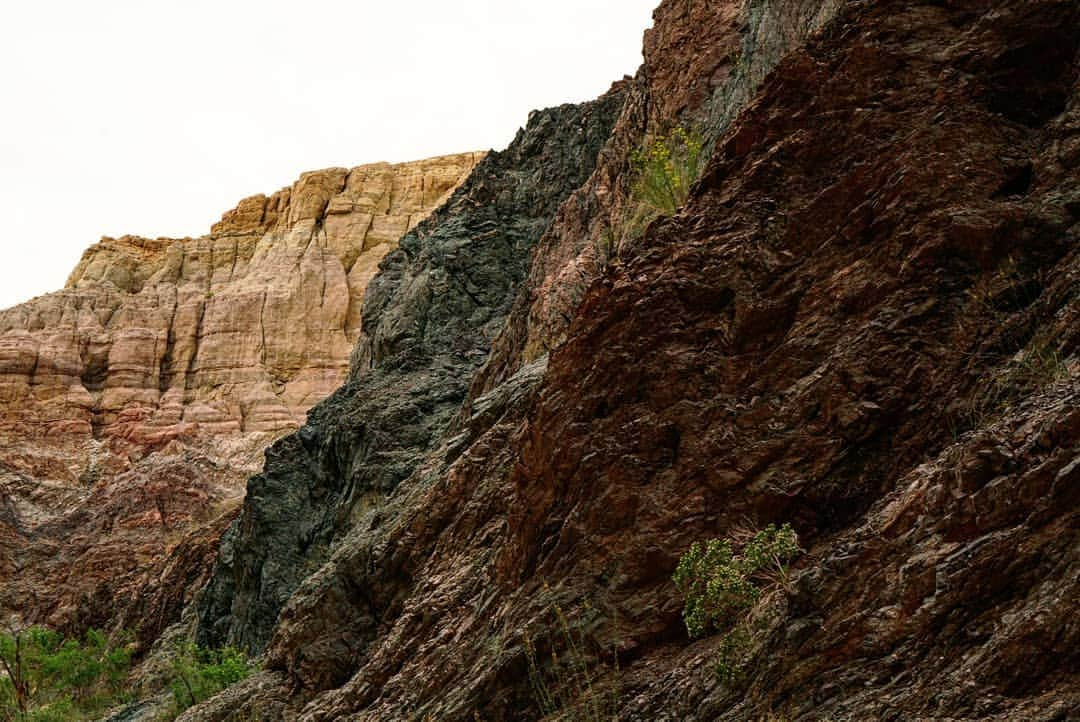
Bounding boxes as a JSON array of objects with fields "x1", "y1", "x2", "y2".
[
  {"x1": 0, "y1": 626, "x2": 132, "y2": 721},
  {"x1": 169, "y1": 642, "x2": 251, "y2": 713},
  {"x1": 673, "y1": 523, "x2": 800, "y2": 638}
]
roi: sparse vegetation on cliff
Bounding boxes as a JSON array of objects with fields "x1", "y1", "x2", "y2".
[
  {"x1": 967, "y1": 329, "x2": 1069, "y2": 426},
  {"x1": 601, "y1": 126, "x2": 705, "y2": 263},
  {"x1": 674, "y1": 524, "x2": 800, "y2": 638},
  {"x1": 674, "y1": 524, "x2": 800, "y2": 683},
  {"x1": 166, "y1": 642, "x2": 251, "y2": 716},
  {"x1": 524, "y1": 596, "x2": 619, "y2": 722},
  {"x1": 630, "y1": 127, "x2": 705, "y2": 219}
]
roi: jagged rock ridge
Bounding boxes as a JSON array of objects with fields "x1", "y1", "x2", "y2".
[{"x1": 196, "y1": 88, "x2": 629, "y2": 657}]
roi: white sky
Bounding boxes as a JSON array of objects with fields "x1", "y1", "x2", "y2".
[{"x1": 0, "y1": 0, "x2": 658, "y2": 310}]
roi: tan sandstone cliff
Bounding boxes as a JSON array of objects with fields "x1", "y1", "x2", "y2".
[{"x1": 0, "y1": 152, "x2": 482, "y2": 637}]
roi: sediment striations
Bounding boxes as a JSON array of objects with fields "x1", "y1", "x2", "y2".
[
  {"x1": 0, "y1": 153, "x2": 481, "y2": 640},
  {"x1": 14, "y1": 152, "x2": 482, "y2": 444},
  {"x1": 185, "y1": 0, "x2": 1079, "y2": 720}
]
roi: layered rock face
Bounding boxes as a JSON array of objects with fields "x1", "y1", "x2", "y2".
[
  {"x1": 8, "y1": 152, "x2": 481, "y2": 445},
  {"x1": 0, "y1": 152, "x2": 480, "y2": 638},
  {"x1": 500, "y1": 2, "x2": 1080, "y2": 718},
  {"x1": 184, "y1": 0, "x2": 1079, "y2": 720}
]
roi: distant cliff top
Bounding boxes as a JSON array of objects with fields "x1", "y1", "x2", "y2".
[{"x1": 66, "y1": 152, "x2": 485, "y2": 292}]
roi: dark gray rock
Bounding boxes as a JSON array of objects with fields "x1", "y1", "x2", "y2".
[{"x1": 195, "y1": 88, "x2": 628, "y2": 655}]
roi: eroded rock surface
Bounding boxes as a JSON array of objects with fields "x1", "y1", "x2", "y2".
[
  {"x1": 0, "y1": 152, "x2": 481, "y2": 639},
  {"x1": 196, "y1": 89, "x2": 629, "y2": 657},
  {"x1": 185, "y1": 0, "x2": 1079, "y2": 720}
]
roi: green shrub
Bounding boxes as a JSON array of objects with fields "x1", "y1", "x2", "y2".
[
  {"x1": 168, "y1": 642, "x2": 251, "y2": 714},
  {"x1": 594, "y1": 126, "x2": 706, "y2": 268},
  {"x1": 712, "y1": 623, "x2": 752, "y2": 686},
  {"x1": 630, "y1": 127, "x2": 705, "y2": 218},
  {"x1": 673, "y1": 524, "x2": 800, "y2": 685},
  {"x1": 673, "y1": 523, "x2": 800, "y2": 638},
  {"x1": 0, "y1": 626, "x2": 132, "y2": 721}
]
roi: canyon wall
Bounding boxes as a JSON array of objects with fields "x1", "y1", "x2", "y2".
[
  {"x1": 184, "y1": 0, "x2": 1079, "y2": 720},
  {"x1": 0, "y1": 152, "x2": 481, "y2": 640},
  {"x1": 4, "y1": 0, "x2": 1075, "y2": 719},
  {"x1": 196, "y1": 89, "x2": 630, "y2": 657}
]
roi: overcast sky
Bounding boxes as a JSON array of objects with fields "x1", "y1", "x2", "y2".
[{"x1": 0, "y1": 0, "x2": 658, "y2": 310}]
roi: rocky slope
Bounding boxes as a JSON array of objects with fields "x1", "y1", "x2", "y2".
[
  {"x1": 0, "y1": 152, "x2": 481, "y2": 641},
  {"x1": 180, "y1": 0, "x2": 1080, "y2": 720},
  {"x1": 195, "y1": 0, "x2": 845, "y2": 666}
]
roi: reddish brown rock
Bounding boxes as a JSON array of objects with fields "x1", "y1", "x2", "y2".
[
  {"x1": 179, "y1": 0, "x2": 1079, "y2": 720},
  {"x1": 8, "y1": 0, "x2": 1078, "y2": 719},
  {"x1": 474, "y1": 0, "x2": 839, "y2": 396}
]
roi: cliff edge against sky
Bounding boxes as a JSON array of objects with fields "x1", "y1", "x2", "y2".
[
  {"x1": 0, "y1": 153, "x2": 481, "y2": 644},
  {"x1": 2, "y1": 0, "x2": 1077, "y2": 720}
]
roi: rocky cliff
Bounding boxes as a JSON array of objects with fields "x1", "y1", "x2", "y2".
[
  {"x1": 9, "y1": 0, "x2": 1079, "y2": 719},
  {"x1": 0, "y1": 153, "x2": 481, "y2": 640},
  {"x1": 195, "y1": 88, "x2": 630, "y2": 658},
  {"x1": 183, "y1": 0, "x2": 1079, "y2": 720}
]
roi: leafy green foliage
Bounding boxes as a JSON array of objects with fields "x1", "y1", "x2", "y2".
[
  {"x1": 630, "y1": 127, "x2": 705, "y2": 218},
  {"x1": 673, "y1": 524, "x2": 801, "y2": 685},
  {"x1": 0, "y1": 627, "x2": 132, "y2": 721},
  {"x1": 673, "y1": 523, "x2": 800, "y2": 638},
  {"x1": 712, "y1": 623, "x2": 751, "y2": 686},
  {"x1": 168, "y1": 643, "x2": 251, "y2": 714}
]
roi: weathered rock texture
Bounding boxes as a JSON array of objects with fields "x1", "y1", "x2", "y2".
[
  {"x1": 183, "y1": 0, "x2": 1080, "y2": 720},
  {"x1": 474, "y1": 0, "x2": 841, "y2": 403},
  {"x1": 196, "y1": 89, "x2": 629, "y2": 656},
  {"x1": 0, "y1": 152, "x2": 481, "y2": 640}
]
